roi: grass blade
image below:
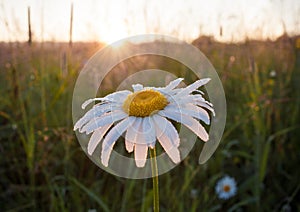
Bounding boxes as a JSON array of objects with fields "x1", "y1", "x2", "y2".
[{"x1": 69, "y1": 177, "x2": 110, "y2": 212}]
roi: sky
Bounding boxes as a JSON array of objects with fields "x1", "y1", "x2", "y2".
[{"x1": 0, "y1": 0, "x2": 299, "y2": 43}]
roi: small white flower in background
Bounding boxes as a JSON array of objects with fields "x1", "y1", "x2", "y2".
[
  {"x1": 74, "y1": 78, "x2": 214, "y2": 167},
  {"x1": 215, "y1": 175, "x2": 237, "y2": 200}
]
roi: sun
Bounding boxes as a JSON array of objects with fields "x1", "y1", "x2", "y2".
[{"x1": 100, "y1": 25, "x2": 129, "y2": 46}]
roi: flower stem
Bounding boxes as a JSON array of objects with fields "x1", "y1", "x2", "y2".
[{"x1": 150, "y1": 148, "x2": 159, "y2": 212}]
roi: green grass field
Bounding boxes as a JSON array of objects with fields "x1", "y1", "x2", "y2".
[{"x1": 0, "y1": 35, "x2": 299, "y2": 211}]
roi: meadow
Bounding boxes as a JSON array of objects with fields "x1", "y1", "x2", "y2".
[{"x1": 0, "y1": 34, "x2": 299, "y2": 211}]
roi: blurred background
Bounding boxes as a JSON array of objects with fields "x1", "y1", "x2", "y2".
[
  {"x1": 0, "y1": 0, "x2": 300, "y2": 211},
  {"x1": 1, "y1": 0, "x2": 300, "y2": 43}
]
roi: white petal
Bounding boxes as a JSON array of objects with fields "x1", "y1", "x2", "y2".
[
  {"x1": 105, "y1": 90, "x2": 132, "y2": 102},
  {"x1": 192, "y1": 94, "x2": 207, "y2": 101},
  {"x1": 155, "y1": 80, "x2": 184, "y2": 96},
  {"x1": 160, "y1": 78, "x2": 184, "y2": 92},
  {"x1": 132, "y1": 84, "x2": 144, "y2": 92},
  {"x1": 182, "y1": 117, "x2": 209, "y2": 141},
  {"x1": 158, "y1": 110, "x2": 192, "y2": 126},
  {"x1": 153, "y1": 123, "x2": 180, "y2": 164},
  {"x1": 159, "y1": 111, "x2": 209, "y2": 142},
  {"x1": 142, "y1": 117, "x2": 156, "y2": 145},
  {"x1": 81, "y1": 111, "x2": 128, "y2": 134},
  {"x1": 135, "y1": 119, "x2": 147, "y2": 145},
  {"x1": 74, "y1": 103, "x2": 120, "y2": 131},
  {"x1": 134, "y1": 144, "x2": 148, "y2": 167},
  {"x1": 87, "y1": 124, "x2": 112, "y2": 155},
  {"x1": 101, "y1": 118, "x2": 131, "y2": 167},
  {"x1": 81, "y1": 90, "x2": 131, "y2": 109},
  {"x1": 176, "y1": 94, "x2": 215, "y2": 116},
  {"x1": 125, "y1": 117, "x2": 142, "y2": 144},
  {"x1": 167, "y1": 95, "x2": 191, "y2": 105},
  {"x1": 125, "y1": 117, "x2": 138, "y2": 152},
  {"x1": 193, "y1": 89, "x2": 204, "y2": 95},
  {"x1": 164, "y1": 104, "x2": 210, "y2": 125},
  {"x1": 152, "y1": 115, "x2": 180, "y2": 147},
  {"x1": 165, "y1": 89, "x2": 182, "y2": 96},
  {"x1": 166, "y1": 78, "x2": 184, "y2": 89},
  {"x1": 125, "y1": 139, "x2": 134, "y2": 153},
  {"x1": 171, "y1": 94, "x2": 205, "y2": 105},
  {"x1": 176, "y1": 78, "x2": 211, "y2": 96},
  {"x1": 81, "y1": 98, "x2": 106, "y2": 109},
  {"x1": 184, "y1": 104, "x2": 210, "y2": 124},
  {"x1": 126, "y1": 117, "x2": 154, "y2": 146},
  {"x1": 197, "y1": 102, "x2": 215, "y2": 116}
]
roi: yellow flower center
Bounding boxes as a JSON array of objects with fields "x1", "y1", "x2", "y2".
[
  {"x1": 223, "y1": 185, "x2": 231, "y2": 192},
  {"x1": 123, "y1": 90, "x2": 168, "y2": 117}
]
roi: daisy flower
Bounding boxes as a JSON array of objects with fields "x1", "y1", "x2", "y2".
[
  {"x1": 73, "y1": 78, "x2": 214, "y2": 167},
  {"x1": 215, "y1": 176, "x2": 237, "y2": 200}
]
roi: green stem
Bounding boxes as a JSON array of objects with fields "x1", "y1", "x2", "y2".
[{"x1": 150, "y1": 148, "x2": 159, "y2": 212}]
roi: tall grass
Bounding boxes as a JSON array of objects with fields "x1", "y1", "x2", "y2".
[{"x1": 0, "y1": 35, "x2": 299, "y2": 211}]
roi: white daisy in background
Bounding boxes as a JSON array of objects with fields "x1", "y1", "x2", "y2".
[
  {"x1": 215, "y1": 175, "x2": 237, "y2": 200},
  {"x1": 74, "y1": 78, "x2": 214, "y2": 167}
]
